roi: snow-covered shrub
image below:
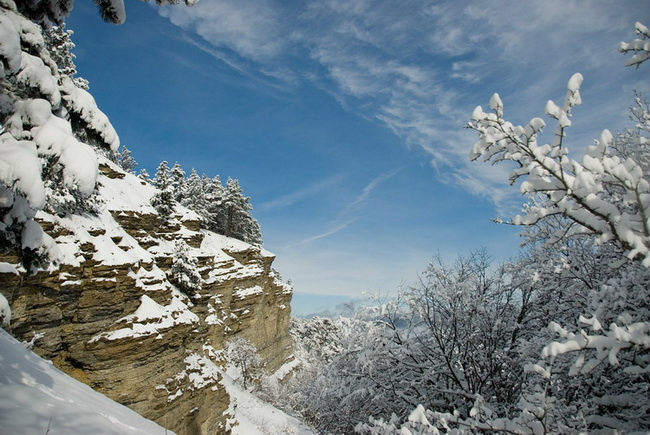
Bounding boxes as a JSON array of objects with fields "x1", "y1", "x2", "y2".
[{"x1": 225, "y1": 337, "x2": 263, "y2": 390}]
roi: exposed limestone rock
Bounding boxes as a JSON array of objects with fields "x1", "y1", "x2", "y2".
[{"x1": 0, "y1": 159, "x2": 293, "y2": 435}]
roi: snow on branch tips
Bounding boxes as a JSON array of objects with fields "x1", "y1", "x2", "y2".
[
  {"x1": 468, "y1": 72, "x2": 650, "y2": 267},
  {"x1": 619, "y1": 22, "x2": 650, "y2": 68}
]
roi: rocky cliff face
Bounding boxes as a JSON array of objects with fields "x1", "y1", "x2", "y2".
[{"x1": 0, "y1": 159, "x2": 294, "y2": 434}]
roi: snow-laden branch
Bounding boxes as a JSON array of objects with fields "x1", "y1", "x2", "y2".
[
  {"x1": 468, "y1": 73, "x2": 650, "y2": 266},
  {"x1": 619, "y1": 22, "x2": 650, "y2": 68}
]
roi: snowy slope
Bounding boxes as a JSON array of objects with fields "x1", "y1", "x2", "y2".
[
  {"x1": 223, "y1": 369, "x2": 314, "y2": 435},
  {"x1": 0, "y1": 328, "x2": 171, "y2": 435}
]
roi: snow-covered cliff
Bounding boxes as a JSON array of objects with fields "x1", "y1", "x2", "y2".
[{"x1": 0, "y1": 158, "x2": 294, "y2": 434}]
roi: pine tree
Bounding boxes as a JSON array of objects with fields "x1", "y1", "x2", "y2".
[
  {"x1": 204, "y1": 175, "x2": 226, "y2": 233},
  {"x1": 150, "y1": 161, "x2": 175, "y2": 220},
  {"x1": 118, "y1": 146, "x2": 137, "y2": 173},
  {"x1": 169, "y1": 240, "x2": 202, "y2": 297},
  {"x1": 44, "y1": 25, "x2": 89, "y2": 90},
  {"x1": 180, "y1": 169, "x2": 206, "y2": 213},
  {"x1": 138, "y1": 168, "x2": 150, "y2": 181},
  {"x1": 170, "y1": 163, "x2": 186, "y2": 202},
  {"x1": 223, "y1": 178, "x2": 262, "y2": 245}
]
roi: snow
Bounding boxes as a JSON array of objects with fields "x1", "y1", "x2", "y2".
[
  {"x1": 221, "y1": 366, "x2": 314, "y2": 435},
  {"x1": 0, "y1": 328, "x2": 171, "y2": 434},
  {"x1": 0, "y1": 262, "x2": 18, "y2": 275},
  {"x1": 268, "y1": 358, "x2": 299, "y2": 383},
  {"x1": 567, "y1": 72, "x2": 583, "y2": 92},
  {"x1": 0, "y1": 133, "x2": 45, "y2": 209},
  {"x1": 99, "y1": 161, "x2": 157, "y2": 213},
  {"x1": 60, "y1": 77, "x2": 120, "y2": 151},
  {"x1": 0, "y1": 15, "x2": 21, "y2": 78},
  {"x1": 17, "y1": 52, "x2": 60, "y2": 107},
  {"x1": 130, "y1": 295, "x2": 167, "y2": 321},
  {"x1": 0, "y1": 294, "x2": 10, "y2": 327},
  {"x1": 90, "y1": 289, "x2": 199, "y2": 342},
  {"x1": 233, "y1": 285, "x2": 264, "y2": 299},
  {"x1": 21, "y1": 218, "x2": 59, "y2": 262}
]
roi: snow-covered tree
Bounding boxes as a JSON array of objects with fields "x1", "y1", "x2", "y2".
[
  {"x1": 169, "y1": 240, "x2": 202, "y2": 297},
  {"x1": 225, "y1": 337, "x2": 263, "y2": 390},
  {"x1": 469, "y1": 73, "x2": 650, "y2": 266},
  {"x1": 179, "y1": 169, "x2": 206, "y2": 212},
  {"x1": 16, "y1": 0, "x2": 198, "y2": 26},
  {"x1": 170, "y1": 162, "x2": 185, "y2": 202},
  {"x1": 204, "y1": 175, "x2": 226, "y2": 233},
  {"x1": 138, "y1": 168, "x2": 150, "y2": 181},
  {"x1": 223, "y1": 178, "x2": 262, "y2": 245},
  {"x1": 150, "y1": 161, "x2": 175, "y2": 219},
  {"x1": 0, "y1": 1, "x2": 119, "y2": 270},
  {"x1": 44, "y1": 24, "x2": 89, "y2": 90},
  {"x1": 357, "y1": 21, "x2": 650, "y2": 435},
  {"x1": 293, "y1": 21, "x2": 650, "y2": 435},
  {"x1": 116, "y1": 146, "x2": 137, "y2": 173}
]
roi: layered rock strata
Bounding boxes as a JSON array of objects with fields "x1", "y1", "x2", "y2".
[{"x1": 0, "y1": 160, "x2": 293, "y2": 434}]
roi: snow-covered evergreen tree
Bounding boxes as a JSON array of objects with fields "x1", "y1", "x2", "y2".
[
  {"x1": 150, "y1": 161, "x2": 175, "y2": 220},
  {"x1": 204, "y1": 175, "x2": 226, "y2": 234},
  {"x1": 223, "y1": 178, "x2": 262, "y2": 245},
  {"x1": 179, "y1": 169, "x2": 206, "y2": 213},
  {"x1": 169, "y1": 240, "x2": 202, "y2": 297},
  {"x1": 117, "y1": 146, "x2": 137, "y2": 173},
  {"x1": 44, "y1": 25, "x2": 89, "y2": 90},
  {"x1": 170, "y1": 163, "x2": 186, "y2": 202},
  {"x1": 138, "y1": 168, "x2": 150, "y2": 181},
  {"x1": 0, "y1": 1, "x2": 120, "y2": 270}
]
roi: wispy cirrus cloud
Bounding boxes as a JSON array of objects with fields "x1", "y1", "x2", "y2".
[
  {"x1": 258, "y1": 174, "x2": 344, "y2": 212},
  {"x1": 348, "y1": 167, "x2": 401, "y2": 209},
  {"x1": 291, "y1": 218, "x2": 358, "y2": 247},
  {"x1": 285, "y1": 168, "x2": 401, "y2": 248},
  {"x1": 159, "y1": 0, "x2": 650, "y2": 213}
]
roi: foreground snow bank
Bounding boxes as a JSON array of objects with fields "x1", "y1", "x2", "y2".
[{"x1": 0, "y1": 328, "x2": 170, "y2": 434}]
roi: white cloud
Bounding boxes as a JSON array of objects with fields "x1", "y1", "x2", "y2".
[
  {"x1": 349, "y1": 168, "x2": 401, "y2": 208},
  {"x1": 258, "y1": 174, "x2": 344, "y2": 212},
  {"x1": 283, "y1": 168, "x2": 401, "y2": 248},
  {"x1": 159, "y1": 0, "x2": 285, "y2": 60},
  {"x1": 291, "y1": 218, "x2": 358, "y2": 247},
  {"x1": 159, "y1": 0, "x2": 650, "y2": 211}
]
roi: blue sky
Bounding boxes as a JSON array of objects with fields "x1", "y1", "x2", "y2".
[{"x1": 67, "y1": 1, "x2": 649, "y2": 313}]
